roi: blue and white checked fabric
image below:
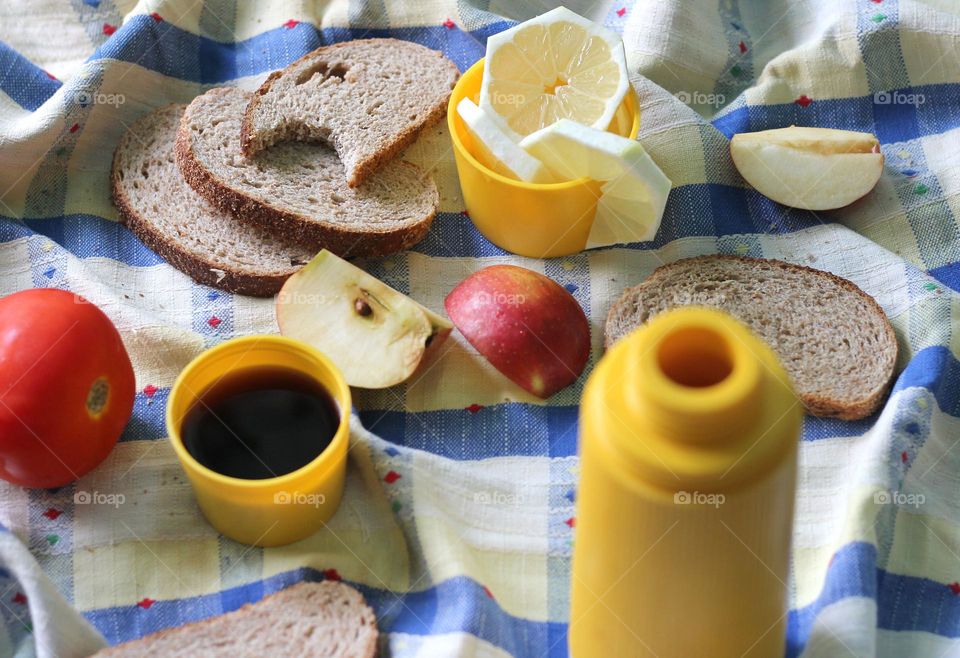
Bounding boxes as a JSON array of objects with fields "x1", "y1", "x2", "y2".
[{"x1": 0, "y1": 1, "x2": 958, "y2": 657}]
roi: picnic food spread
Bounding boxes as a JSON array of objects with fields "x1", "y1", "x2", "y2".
[{"x1": 0, "y1": 4, "x2": 908, "y2": 658}]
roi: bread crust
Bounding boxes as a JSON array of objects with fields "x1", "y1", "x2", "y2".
[
  {"x1": 239, "y1": 38, "x2": 459, "y2": 187},
  {"x1": 176, "y1": 94, "x2": 438, "y2": 259},
  {"x1": 91, "y1": 581, "x2": 378, "y2": 657},
  {"x1": 603, "y1": 254, "x2": 899, "y2": 421},
  {"x1": 110, "y1": 104, "x2": 300, "y2": 298}
]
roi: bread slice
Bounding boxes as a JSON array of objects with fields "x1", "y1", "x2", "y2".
[
  {"x1": 604, "y1": 255, "x2": 898, "y2": 420},
  {"x1": 177, "y1": 87, "x2": 438, "y2": 257},
  {"x1": 112, "y1": 104, "x2": 315, "y2": 297},
  {"x1": 240, "y1": 38, "x2": 459, "y2": 187},
  {"x1": 91, "y1": 582, "x2": 377, "y2": 657}
]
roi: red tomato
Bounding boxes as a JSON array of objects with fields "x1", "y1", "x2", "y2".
[{"x1": 0, "y1": 289, "x2": 135, "y2": 487}]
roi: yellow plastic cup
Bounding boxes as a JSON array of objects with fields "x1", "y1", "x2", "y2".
[
  {"x1": 571, "y1": 307, "x2": 802, "y2": 657},
  {"x1": 447, "y1": 59, "x2": 640, "y2": 258},
  {"x1": 166, "y1": 335, "x2": 351, "y2": 547}
]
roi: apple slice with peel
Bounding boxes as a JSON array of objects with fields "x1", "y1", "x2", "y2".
[
  {"x1": 445, "y1": 265, "x2": 590, "y2": 399},
  {"x1": 730, "y1": 126, "x2": 884, "y2": 210},
  {"x1": 276, "y1": 250, "x2": 452, "y2": 389}
]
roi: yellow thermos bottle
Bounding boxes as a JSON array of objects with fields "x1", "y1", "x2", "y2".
[{"x1": 570, "y1": 307, "x2": 802, "y2": 658}]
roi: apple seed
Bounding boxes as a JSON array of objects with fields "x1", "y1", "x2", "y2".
[{"x1": 354, "y1": 296, "x2": 373, "y2": 317}]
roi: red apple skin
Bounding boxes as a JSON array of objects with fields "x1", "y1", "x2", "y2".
[{"x1": 444, "y1": 265, "x2": 591, "y2": 398}]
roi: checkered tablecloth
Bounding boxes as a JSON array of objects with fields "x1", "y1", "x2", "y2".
[{"x1": 0, "y1": 1, "x2": 958, "y2": 656}]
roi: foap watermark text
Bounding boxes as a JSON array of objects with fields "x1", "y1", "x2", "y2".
[
  {"x1": 71, "y1": 88, "x2": 126, "y2": 107},
  {"x1": 874, "y1": 490, "x2": 924, "y2": 508},
  {"x1": 473, "y1": 489, "x2": 525, "y2": 506},
  {"x1": 74, "y1": 490, "x2": 125, "y2": 508},
  {"x1": 674, "y1": 490, "x2": 725, "y2": 508},
  {"x1": 274, "y1": 491, "x2": 327, "y2": 507},
  {"x1": 874, "y1": 90, "x2": 924, "y2": 107},
  {"x1": 675, "y1": 90, "x2": 725, "y2": 108},
  {"x1": 476, "y1": 291, "x2": 526, "y2": 307}
]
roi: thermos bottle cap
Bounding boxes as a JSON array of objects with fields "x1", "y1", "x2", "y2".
[{"x1": 582, "y1": 306, "x2": 800, "y2": 496}]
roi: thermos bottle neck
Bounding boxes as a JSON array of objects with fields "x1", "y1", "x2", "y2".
[{"x1": 583, "y1": 307, "x2": 800, "y2": 498}]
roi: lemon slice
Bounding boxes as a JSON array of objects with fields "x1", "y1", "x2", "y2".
[
  {"x1": 479, "y1": 6, "x2": 630, "y2": 139},
  {"x1": 521, "y1": 119, "x2": 671, "y2": 247},
  {"x1": 457, "y1": 98, "x2": 556, "y2": 183}
]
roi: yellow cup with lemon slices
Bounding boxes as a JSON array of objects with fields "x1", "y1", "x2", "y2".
[{"x1": 448, "y1": 59, "x2": 639, "y2": 258}]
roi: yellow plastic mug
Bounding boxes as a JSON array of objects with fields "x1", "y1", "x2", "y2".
[
  {"x1": 166, "y1": 335, "x2": 351, "y2": 547},
  {"x1": 447, "y1": 59, "x2": 641, "y2": 258}
]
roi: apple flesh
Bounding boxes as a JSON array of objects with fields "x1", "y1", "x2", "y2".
[
  {"x1": 277, "y1": 250, "x2": 452, "y2": 389},
  {"x1": 730, "y1": 126, "x2": 884, "y2": 210},
  {"x1": 445, "y1": 265, "x2": 590, "y2": 398}
]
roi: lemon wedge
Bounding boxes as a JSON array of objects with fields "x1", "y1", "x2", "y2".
[
  {"x1": 457, "y1": 98, "x2": 556, "y2": 183},
  {"x1": 521, "y1": 119, "x2": 671, "y2": 247},
  {"x1": 479, "y1": 6, "x2": 630, "y2": 139}
]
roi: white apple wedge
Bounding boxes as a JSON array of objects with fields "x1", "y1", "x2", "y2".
[
  {"x1": 730, "y1": 126, "x2": 884, "y2": 210},
  {"x1": 520, "y1": 119, "x2": 672, "y2": 247},
  {"x1": 457, "y1": 98, "x2": 556, "y2": 183},
  {"x1": 276, "y1": 250, "x2": 452, "y2": 389}
]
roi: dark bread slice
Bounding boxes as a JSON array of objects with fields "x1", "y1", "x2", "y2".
[
  {"x1": 111, "y1": 104, "x2": 314, "y2": 297},
  {"x1": 604, "y1": 255, "x2": 898, "y2": 420},
  {"x1": 91, "y1": 581, "x2": 377, "y2": 657},
  {"x1": 240, "y1": 38, "x2": 459, "y2": 187},
  {"x1": 177, "y1": 87, "x2": 438, "y2": 257}
]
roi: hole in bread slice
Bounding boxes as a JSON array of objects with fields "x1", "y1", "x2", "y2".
[{"x1": 295, "y1": 60, "x2": 349, "y2": 85}]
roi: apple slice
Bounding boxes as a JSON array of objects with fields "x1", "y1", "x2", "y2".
[
  {"x1": 276, "y1": 250, "x2": 452, "y2": 389},
  {"x1": 457, "y1": 98, "x2": 556, "y2": 183},
  {"x1": 520, "y1": 119, "x2": 671, "y2": 247},
  {"x1": 445, "y1": 265, "x2": 590, "y2": 398},
  {"x1": 730, "y1": 126, "x2": 884, "y2": 210}
]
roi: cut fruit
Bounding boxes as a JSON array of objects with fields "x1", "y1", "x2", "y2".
[
  {"x1": 276, "y1": 250, "x2": 452, "y2": 389},
  {"x1": 732, "y1": 126, "x2": 880, "y2": 154},
  {"x1": 520, "y1": 119, "x2": 671, "y2": 246},
  {"x1": 457, "y1": 98, "x2": 557, "y2": 183},
  {"x1": 730, "y1": 126, "x2": 884, "y2": 210},
  {"x1": 479, "y1": 6, "x2": 629, "y2": 139},
  {"x1": 445, "y1": 265, "x2": 590, "y2": 399}
]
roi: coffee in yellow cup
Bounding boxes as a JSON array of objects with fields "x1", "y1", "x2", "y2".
[{"x1": 166, "y1": 335, "x2": 351, "y2": 547}]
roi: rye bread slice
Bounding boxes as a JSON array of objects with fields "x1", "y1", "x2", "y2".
[
  {"x1": 111, "y1": 104, "x2": 315, "y2": 297},
  {"x1": 177, "y1": 86, "x2": 438, "y2": 257},
  {"x1": 604, "y1": 255, "x2": 898, "y2": 420},
  {"x1": 91, "y1": 582, "x2": 377, "y2": 658},
  {"x1": 240, "y1": 38, "x2": 459, "y2": 187}
]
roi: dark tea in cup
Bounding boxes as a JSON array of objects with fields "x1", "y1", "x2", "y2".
[{"x1": 180, "y1": 366, "x2": 339, "y2": 480}]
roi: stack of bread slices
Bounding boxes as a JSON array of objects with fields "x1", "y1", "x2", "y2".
[{"x1": 112, "y1": 39, "x2": 460, "y2": 296}]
